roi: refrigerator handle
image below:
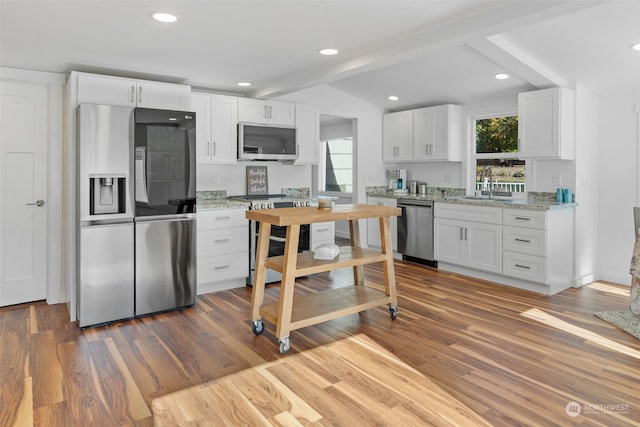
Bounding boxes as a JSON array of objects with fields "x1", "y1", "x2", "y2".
[{"x1": 135, "y1": 214, "x2": 196, "y2": 222}]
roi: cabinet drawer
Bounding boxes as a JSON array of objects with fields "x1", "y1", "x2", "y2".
[
  {"x1": 503, "y1": 252, "x2": 546, "y2": 283},
  {"x1": 435, "y1": 203, "x2": 502, "y2": 224},
  {"x1": 198, "y1": 227, "x2": 248, "y2": 257},
  {"x1": 197, "y1": 209, "x2": 247, "y2": 230},
  {"x1": 503, "y1": 226, "x2": 546, "y2": 256},
  {"x1": 503, "y1": 208, "x2": 546, "y2": 229},
  {"x1": 197, "y1": 253, "x2": 248, "y2": 284}
]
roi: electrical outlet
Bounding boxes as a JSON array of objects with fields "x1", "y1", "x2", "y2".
[
  {"x1": 552, "y1": 174, "x2": 562, "y2": 187},
  {"x1": 444, "y1": 172, "x2": 452, "y2": 183},
  {"x1": 213, "y1": 176, "x2": 221, "y2": 184}
]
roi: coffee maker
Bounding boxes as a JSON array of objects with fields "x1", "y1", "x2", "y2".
[{"x1": 387, "y1": 168, "x2": 408, "y2": 191}]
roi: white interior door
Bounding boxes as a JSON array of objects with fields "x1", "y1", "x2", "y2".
[{"x1": 0, "y1": 81, "x2": 48, "y2": 306}]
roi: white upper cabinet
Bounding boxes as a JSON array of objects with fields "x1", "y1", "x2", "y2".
[
  {"x1": 192, "y1": 92, "x2": 238, "y2": 164},
  {"x1": 238, "y1": 98, "x2": 295, "y2": 126},
  {"x1": 76, "y1": 72, "x2": 191, "y2": 110},
  {"x1": 383, "y1": 104, "x2": 461, "y2": 162},
  {"x1": 382, "y1": 110, "x2": 413, "y2": 161},
  {"x1": 295, "y1": 104, "x2": 319, "y2": 164},
  {"x1": 517, "y1": 87, "x2": 574, "y2": 160},
  {"x1": 413, "y1": 104, "x2": 462, "y2": 161}
]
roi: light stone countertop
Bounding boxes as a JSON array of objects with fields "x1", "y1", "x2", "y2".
[
  {"x1": 196, "y1": 199, "x2": 250, "y2": 211},
  {"x1": 366, "y1": 190, "x2": 577, "y2": 210}
]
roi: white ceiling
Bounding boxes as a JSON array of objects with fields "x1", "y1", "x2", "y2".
[{"x1": 1, "y1": 1, "x2": 638, "y2": 112}]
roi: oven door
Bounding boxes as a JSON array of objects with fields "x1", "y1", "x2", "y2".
[{"x1": 248, "y1": 219, "x2": 310, "y2": 286}]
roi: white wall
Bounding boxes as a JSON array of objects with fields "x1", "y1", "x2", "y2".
[
  {"x1": 597, "y1": 90, "x2": 640, "y2": 285},
  {"x1": 275, "y1": 85, "x2": 386, "y2": 204},
  {"x1": 573, "y1": 84, "x2": 599, "y2": 286},
  {"x1": 197, "y1": 163, "x2": 312, "y2": 195}
]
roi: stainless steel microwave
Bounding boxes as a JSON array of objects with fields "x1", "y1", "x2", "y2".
[{"x1": 237, "y1": 123, "x2": 298, "y2": 161}]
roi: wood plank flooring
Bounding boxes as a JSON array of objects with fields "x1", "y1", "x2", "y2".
[{"x1": 1, "y1": 260, "x2": 639, "y2": 426}]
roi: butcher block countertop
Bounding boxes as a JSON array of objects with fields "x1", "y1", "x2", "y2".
[{"x1": 245, "y1": 203, "x2": 401, "y2": 225}]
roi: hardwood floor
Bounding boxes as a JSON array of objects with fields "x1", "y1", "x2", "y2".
[{"x1": 1, "y1": 261, "x2": 639, "y2": 426}]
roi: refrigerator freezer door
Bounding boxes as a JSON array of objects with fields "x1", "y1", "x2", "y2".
[
  {"x1": 78, "y1": 223, "x2": 134, "y2": 327},
  {"x1": 135, "y1": 217, "x2": 196, "y2": 315}
]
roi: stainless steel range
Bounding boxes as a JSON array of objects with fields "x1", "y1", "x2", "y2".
[{"x1": 231, "y1": 194, "x2": 312, "y2": 286}]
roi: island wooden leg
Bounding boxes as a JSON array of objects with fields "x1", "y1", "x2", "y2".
[
  {"x1": 349, "y1": 219, "x2": 364, "y2": 285},
  {"x1": 379, "y1": 216, "x2": 398, "y2": 307},
  {"x1": 250, "y1": 222, "x2": 271, "y2": 322},
  {"x1": 275, "y1": 224, "x2": 300, "y2": 353}
]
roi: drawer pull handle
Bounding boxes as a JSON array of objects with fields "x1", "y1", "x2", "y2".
[
  {"x1": 514, "y1": 217, "x2": 531, "y2": 221},
  {"x1": 515, "y1": 264, "x2": 531, "y2": 269},
  {"x1": 215, "y1": 216, "x2": 230, "y2": 221},
  {"x1": 317, "y1": 228, "x2": 329, "y2": 232},
  {"x1": 214, "y1": 265, "x2": 230, "y2": 270},
  {"x1": 214, "y1": 238, "x2": 230, "y2": 243},
  {"x1": 515, "y1": 238, "x2": 531, "y2": 243}
]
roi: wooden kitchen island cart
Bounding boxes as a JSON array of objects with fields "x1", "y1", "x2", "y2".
[{"x1": 246, "y1": 203, "x2": 401, "y2": 353}]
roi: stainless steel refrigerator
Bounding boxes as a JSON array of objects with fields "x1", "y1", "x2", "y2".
[{"x1": 77, "y1": 104, "x2": 196, "y2": 327}]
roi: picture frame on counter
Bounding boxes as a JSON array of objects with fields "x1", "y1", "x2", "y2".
[{"x1": 246, "y1": 165, "x2": 268, "y2": 195}]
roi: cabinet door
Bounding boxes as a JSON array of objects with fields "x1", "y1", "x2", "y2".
[
  {"x1": 210, "y1": 94, "x2": 238, "y2": 163},
  {"x1": 518, "y1": 87, "x2": 574, "y2": 159},
  {"x1": 433, "y1": 218, "x2": 465, "y2": 265},
  {"x1": 77, "y1": 73, "x2": 137, "y2": 107},
  {"x1": 412, "y1": 107, "x2": 435, "y2": 160},
  {"x1": 466, "y1": 222, "x2": 502, "y2": 273},
  {"x1": 382, "y1": 111, "x2": 413, "y2": 161},
  {"x1": 192, "y1": 93, "x2": 213, "y2": 164},
  {"x1": 268, "y1": 101, "x2": 295, "y2": 126},
  {"x1": 413, "y1": 104, "x2": 461, "y2": 161},
  {"x1": 295, "y1": 104, "x2": 319, "y2": 164},
  {"x1": 136, "y1": 80, "x2": 191, "y2": 110},
  {"x1": 238, "y1": 98, "x2": 269, "y2": 124}
]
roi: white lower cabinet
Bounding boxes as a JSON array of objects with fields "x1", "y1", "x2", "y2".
[
  {"x1": 197, "y1": 208, "x2": 248, "y2": 293},
  {"x1": 501, "y1": 207, "x2": 573, "y2": 293},
  {"x1": 435, "y1": 202, "x2": 574, "y2": 295},
  {"x1": 310, "y1": 222, "x2": 335, "y2": 250},
  {"x1": 367, "y1": 197, "x2": 397, "y2": 251},
  {"x1": 434, "y1": 206, "x2": 502, "y2": 274}
]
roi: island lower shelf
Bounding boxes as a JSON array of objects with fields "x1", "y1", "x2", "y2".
[
  {"x1": 260, "y1": 285, "x2": 391, "y2": 331},
  {"x1": 264, "y1": 246, "x2": 387, "y2": 277}
]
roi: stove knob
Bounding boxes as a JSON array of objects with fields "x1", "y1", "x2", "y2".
[
  {"x1": 256, "y1": 203, "x2": 264, "y2": 210},
  {"x1": 304, "y1": 201, "x2": 310, "y2": 207}
]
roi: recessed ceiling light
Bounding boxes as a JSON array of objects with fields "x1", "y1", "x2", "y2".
[
  {"x1": 152, "y1": 12, "x2": 178, "y2": 23},
  {"x1": 318, "y1": 48, "x2": 339, "y2": 56},
  {"x1": 494, "y1": 73, "x2": 510, "y2": 80},
  {"x1": 631, "y1": 42, "x2": 640, "y2": 51},
  {"x1": 388, "y1": 96, "x2": 399, "y2": 101},
  {"x1": 237, "y1": 82, "x2": 251, "y2": 87}
]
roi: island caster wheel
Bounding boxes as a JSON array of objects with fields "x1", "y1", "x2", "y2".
[
  {"x1": 252, "y1": 320, "x2": 264, "y2": 335},
  {"x1": 389, "y1": 305, "x2": 399, "y2": 320},
  {"x1": 279, "y1": 337, "x2": 290, "y2": 354}
]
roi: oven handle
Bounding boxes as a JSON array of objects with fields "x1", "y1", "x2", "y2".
[{"x1": 269, "y1": 235, "x2": 287, "y2": 243}]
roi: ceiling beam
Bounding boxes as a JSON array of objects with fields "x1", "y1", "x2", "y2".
[
  {"x1": 253, "y1": 0, "x2": 604, "y2": 99},
  {"x1": 467, "y1": 35, "x2": 570, "y2": 89}
]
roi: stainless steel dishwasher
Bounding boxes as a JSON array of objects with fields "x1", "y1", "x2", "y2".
[{"x1": 397, "y1": 199, "x2": 437, "y2": 267}]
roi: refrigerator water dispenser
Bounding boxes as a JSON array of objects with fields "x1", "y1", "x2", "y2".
[{"x1": 90, "y1": 175, "x2": 126, "y2": 215}]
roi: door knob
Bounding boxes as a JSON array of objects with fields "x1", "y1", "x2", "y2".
[{"x1": 26, "y1": 199, "x2": 45, "y2": 207}]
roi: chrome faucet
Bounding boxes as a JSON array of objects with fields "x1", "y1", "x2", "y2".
[{"x1": 479, "y1": 166, "x2": 494, "y2": 199}]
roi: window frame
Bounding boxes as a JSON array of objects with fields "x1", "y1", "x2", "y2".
[{"x1": 470, "y1": 112, "x2": 526, "y2": 196}]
